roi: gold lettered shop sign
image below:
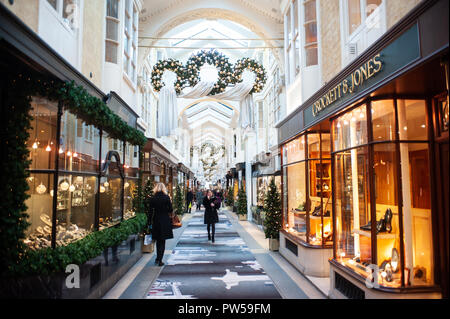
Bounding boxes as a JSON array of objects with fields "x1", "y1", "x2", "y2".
[{"x1": 312, "y1": 53, "x2": 383, "y2": 117}]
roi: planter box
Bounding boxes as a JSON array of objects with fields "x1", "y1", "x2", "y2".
[
  {"x1": 0, "y1": 234, "x2": 142, "y2": 299},
  {"x1": 238, "y1": 214, "x2": 247, "y2": 221},
  {"x1": 269, "y1": 238, "x2": 279, "y2": 251}
]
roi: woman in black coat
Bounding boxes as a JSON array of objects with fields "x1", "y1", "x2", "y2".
[
  {"x1": 203, "y1": 190, "x2": 219, "y2": 243},
  {"x1": 148, "y1": 183, "x2": 174, "y2": 266}
]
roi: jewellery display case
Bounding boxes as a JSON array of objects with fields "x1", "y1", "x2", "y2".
[
  {"x1": 332, "y1": 99, "x2": 434, "y2": 288},
  {"x1": 23, "y1": 101, "x2": 141, "y2": 249}
]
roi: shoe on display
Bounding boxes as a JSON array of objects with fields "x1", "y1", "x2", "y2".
[
  {"x1": 360, "y1": 221, "x2": 372, "y2": 231},
  {"x1": 384, "y1": 208, "x2": 393, "y2": 233}
]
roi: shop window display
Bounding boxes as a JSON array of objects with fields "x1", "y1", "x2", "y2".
[
  {"x1": 332, "y1": 99, "x2": 434, "y2": 288},
  {"x1": 55, "y1": 174, "x2": 96, "y2": 246},
  {"x1": 23, "y1": 173, "x2": 55, "y2": 250},
  {"x1": 124, "y1": 143, "x2": 139, "y2": 220},
  {"x1": 282, "y1": 132, "x2": 333, "y2": 246}
]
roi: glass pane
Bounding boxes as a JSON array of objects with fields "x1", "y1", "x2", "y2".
[
  {"x1": 56, "y1": 174, "x2": 96, "y2": 246},
  {"x1": 305, "y1": 22, "x2": 317, "y2": 45},
  {"x1": 28, "y1": 98, "x2": 58, "y2": 170},
  {"x1": 285, "y1": 162, "x2": 307, "y2": 242},
  {"x1": 23, "y1": 173, "x2": 54, "y2": 250},
  {"x1": 62, "y1": 0, "x2": 75, "y2": 20},
  {"x1": 438, "y1": 95, "x2": 449, "y2": 132},
  {"x1": 308, "y1": 159, "x2": 332, "y2": 245},
  {"x1": 106, "y1": 0, "x2": 119, "y2": 18},
  {"x1": 397, "y1": 100, "x2": 428, "y2": 141},
  {"x1": 125, "y1": 142, "x2": 139, "y2": 177},
  {"x1": 304, "y1": 0, "x2": 317, "y2": 21},
  {"x1": 373, "y1": 143, "x2": 401, "y2": 288},
  {"x1": 372, "y1": 100, "x2": 395, "y2": 141},
  {"x1": 59, "y1": 111, "x2": 100, "y2": 173},
  {"x1": 335, "y1": 147, "x2": 371, "y2": 275},
  {"x1": 305, "y1": 45, "x2": 318, "y2": 66},
  {"x1": 295, "y1": 36, "x2": 300, "y2": 75},
  {"x1": 366, "y1": 0, "x2": 381, "y2": 16},
  {"x1": 105, "y1": 41, "x2": 118, "y2": 63},
  {"x1": 124, "y1": 178, "x2": 138, "y2": 219},
  {"x1": 283, "y1": 135, "x2": 306, "y2": 164},
  {"x1": 106, "y1": 19, "x2": 119, "y2": 41},
  {"x1": 294, "y1": 0, "x2": 299, "y2": 35},
  {"x1": 308, "y1": 133, "x2": 320, "y2": 159},
  {"x1": 99, "y1": 176, "x2": 122, "y2": 229},
  {"x1": 348, "y1": 0, "x2": 362, "y2": 34},
  {"x1": 322, "y1": 133, "x2": 331, "y2": 158},
  {"x1": 47, "y1": 0, "x2": 57, "y2": 10},
  {"x1": 286, "y1": 7, "x2": 292, "y2": 42},
  {"x1": 399, "y1": 143, "x2": 433, "y2": 286},
  {"x1": 332, "y1": 104, "x2": 368, "y2": 151}
]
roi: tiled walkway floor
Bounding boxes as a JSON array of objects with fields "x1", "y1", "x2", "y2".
[
  {"x1": 146, "y1": 210, "x2": 282, "y2": 299},
  {"x1": 103, "y1": 209, "x2": 322, "y2": 299}
]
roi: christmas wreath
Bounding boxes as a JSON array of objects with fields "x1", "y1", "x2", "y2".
[
  {"x1": 185, "y1": 49, "x2": 235, "y2": 95},
  {"x1": 233, "y1": 58, "x2": 267, "y2": 94},
  {"x1": 151, "y1": 58, "x2": 186, "y2": 94}
]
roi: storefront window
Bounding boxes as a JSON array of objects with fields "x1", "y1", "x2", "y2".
[
  {"x1": 334, "y1": 146, "x2": 371, "y2": 269},
  {"x1": 59, "y1": 110, "x2": 100, "y2": 172},
  {"x1": 282, "y1": 131, "x2": 333, "y2": 246},
  {"x1": 333, "y1": 98, "x2": 434, "y2": 288},
  {"x1": 28, "y1": 98, "x2": 58, "y2": 170},
  {"x1": 23, "y1": 173, "x2": 55, "y2": 250},
  {"x1": 55, "y1": 174, "x2": 96, "y2": 246},
  {"x1": 332, "y1": 104, "x2": 368, "y2": 151}
]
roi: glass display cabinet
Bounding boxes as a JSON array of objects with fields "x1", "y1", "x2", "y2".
[
  {"x1": 332, "y1": 99, "x2": 434, "y2": 289},
  {"x1": 23, "y1": 97, "x2": 141, "y2": 250}
]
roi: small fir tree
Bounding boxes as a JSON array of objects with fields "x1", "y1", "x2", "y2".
[
  {"x1": 174, "y1": 184, "x2": 185, "y2": 215},
  {"x1": 263, "y1": 178, "x2": 282, "y2": 239},
  {"x1": 236, "y1": 182, "x2": 247, "y2": 216},
  {"x1": 143, "y1": 179, "x2": 154, "y2": 213},
  {"x1": 225, "y1": 186, "x2": 234, "y2": 207}
]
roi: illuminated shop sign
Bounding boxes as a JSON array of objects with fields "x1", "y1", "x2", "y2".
[{"x1": 312, "y1": 54, "x2": 383, "y2": 117}]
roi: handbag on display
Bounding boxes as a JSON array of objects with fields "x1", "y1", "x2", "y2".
[{"x1": 171, "y1": 214, "x2": 182, "y2": 229}]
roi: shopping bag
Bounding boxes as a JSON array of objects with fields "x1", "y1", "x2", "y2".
[{"x1": 144, "y1": 234, "x2": 153, "y2": 246}]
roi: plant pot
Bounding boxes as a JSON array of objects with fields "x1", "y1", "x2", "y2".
[
  {"x1": 238, "y1": 214, "x2": 247, "y2": 221},
  {"x1": 269, "y1": 238, "x2": 279, "y2": 251},
  {"x1": 141, "y1": 238, "x2": 154, "y2": 253}
]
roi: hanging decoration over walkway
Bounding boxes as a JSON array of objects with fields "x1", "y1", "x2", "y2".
[{"x1": 151, "y1": 50, "x2": 267, "y2": 136}]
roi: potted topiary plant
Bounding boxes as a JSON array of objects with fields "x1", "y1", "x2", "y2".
[
  {"x1": 263, "y1": 178, "x2": 282, "y2": 251},
  {"x1": 173, "y1": 183, "x2": 185, "y2": 217},
  {"x1": 236, "y1": 182, "x2": 247, "y2": 221}
]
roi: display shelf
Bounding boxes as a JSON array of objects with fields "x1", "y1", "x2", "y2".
[{"x1": 353, "y1": 229, "x2": 398, "y2": 239}]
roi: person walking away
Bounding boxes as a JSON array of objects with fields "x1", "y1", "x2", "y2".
[
  {"x1": 196, "y1": 188, "x2": 204, "y2": 211},
  {"x1": 203, "y1": 190, "x2": 219, "y2": 243},
  {"x1": 148, "y1": 183, "x2": 174, "y2": 266},
  {"x1": 186, "y1": 188, "x2": 194, "y2": 214}
]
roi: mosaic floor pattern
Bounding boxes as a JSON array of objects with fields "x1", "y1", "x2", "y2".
[{"x1": 146, "y1": 210, "x2": 282, "y2": 299}]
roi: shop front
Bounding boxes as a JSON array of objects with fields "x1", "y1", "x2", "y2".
[
  {"x1": 0, "y1": 3, "x2": 147, "y2": 298},
  {"x1": 277, "y1": 0, "x2": 448, "y2": 298},
  {"x1": 142, "y1": 138, "x2": 176, "y2": 197}
]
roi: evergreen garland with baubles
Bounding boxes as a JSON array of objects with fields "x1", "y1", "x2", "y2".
[
  {"x1": 263, "y1": 178, "x2": 282, "y2": 240},
  {"x1": 174, "y1": 184, "x2": 185, "y2": 215},
  {"x1": 236, "y1": 182, "x2": 247, "y2": 216}
]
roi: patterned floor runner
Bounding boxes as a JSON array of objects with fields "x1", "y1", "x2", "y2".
[{"x1": 146, "y1": 210, "x2": 282, "y2": 299}]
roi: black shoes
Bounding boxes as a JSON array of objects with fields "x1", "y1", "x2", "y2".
[
  {"x1": 360, "y1": 208, "x2": 393, "y2": 234},
  {"x1": 311, "y1": 206, "x2": 321, "y2": 217},
  {"x1": 155, "y1": 259, "x2": 164, "y2": 266},
  {"x1": 212, "y1": 237, "x2": 215, "y2": 243}
]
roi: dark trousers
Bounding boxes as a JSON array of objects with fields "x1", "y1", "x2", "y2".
[
  {"x1": 196, "y1": 202, "x2": 201, "y2": 210},
  {"x1": 156, "y1": 239, "x2": 166, "y2": 261},
  {"x1": 207, "y1": 223, "x2": 215, "y2": 240}
]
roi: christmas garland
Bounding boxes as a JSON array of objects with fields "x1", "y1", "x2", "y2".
[
  {"x1": 151, "y1": 58, "x2": 186, "y2": 95},
  {"x1": 233, "y1": 58, "x2": 267, "y2": 94},
  {"x1": 185, "y1": 49, "x2": 235, "y2": 95},
  {"x1": 150, "y1": 51, "x2": 268, "y2": 96}
]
